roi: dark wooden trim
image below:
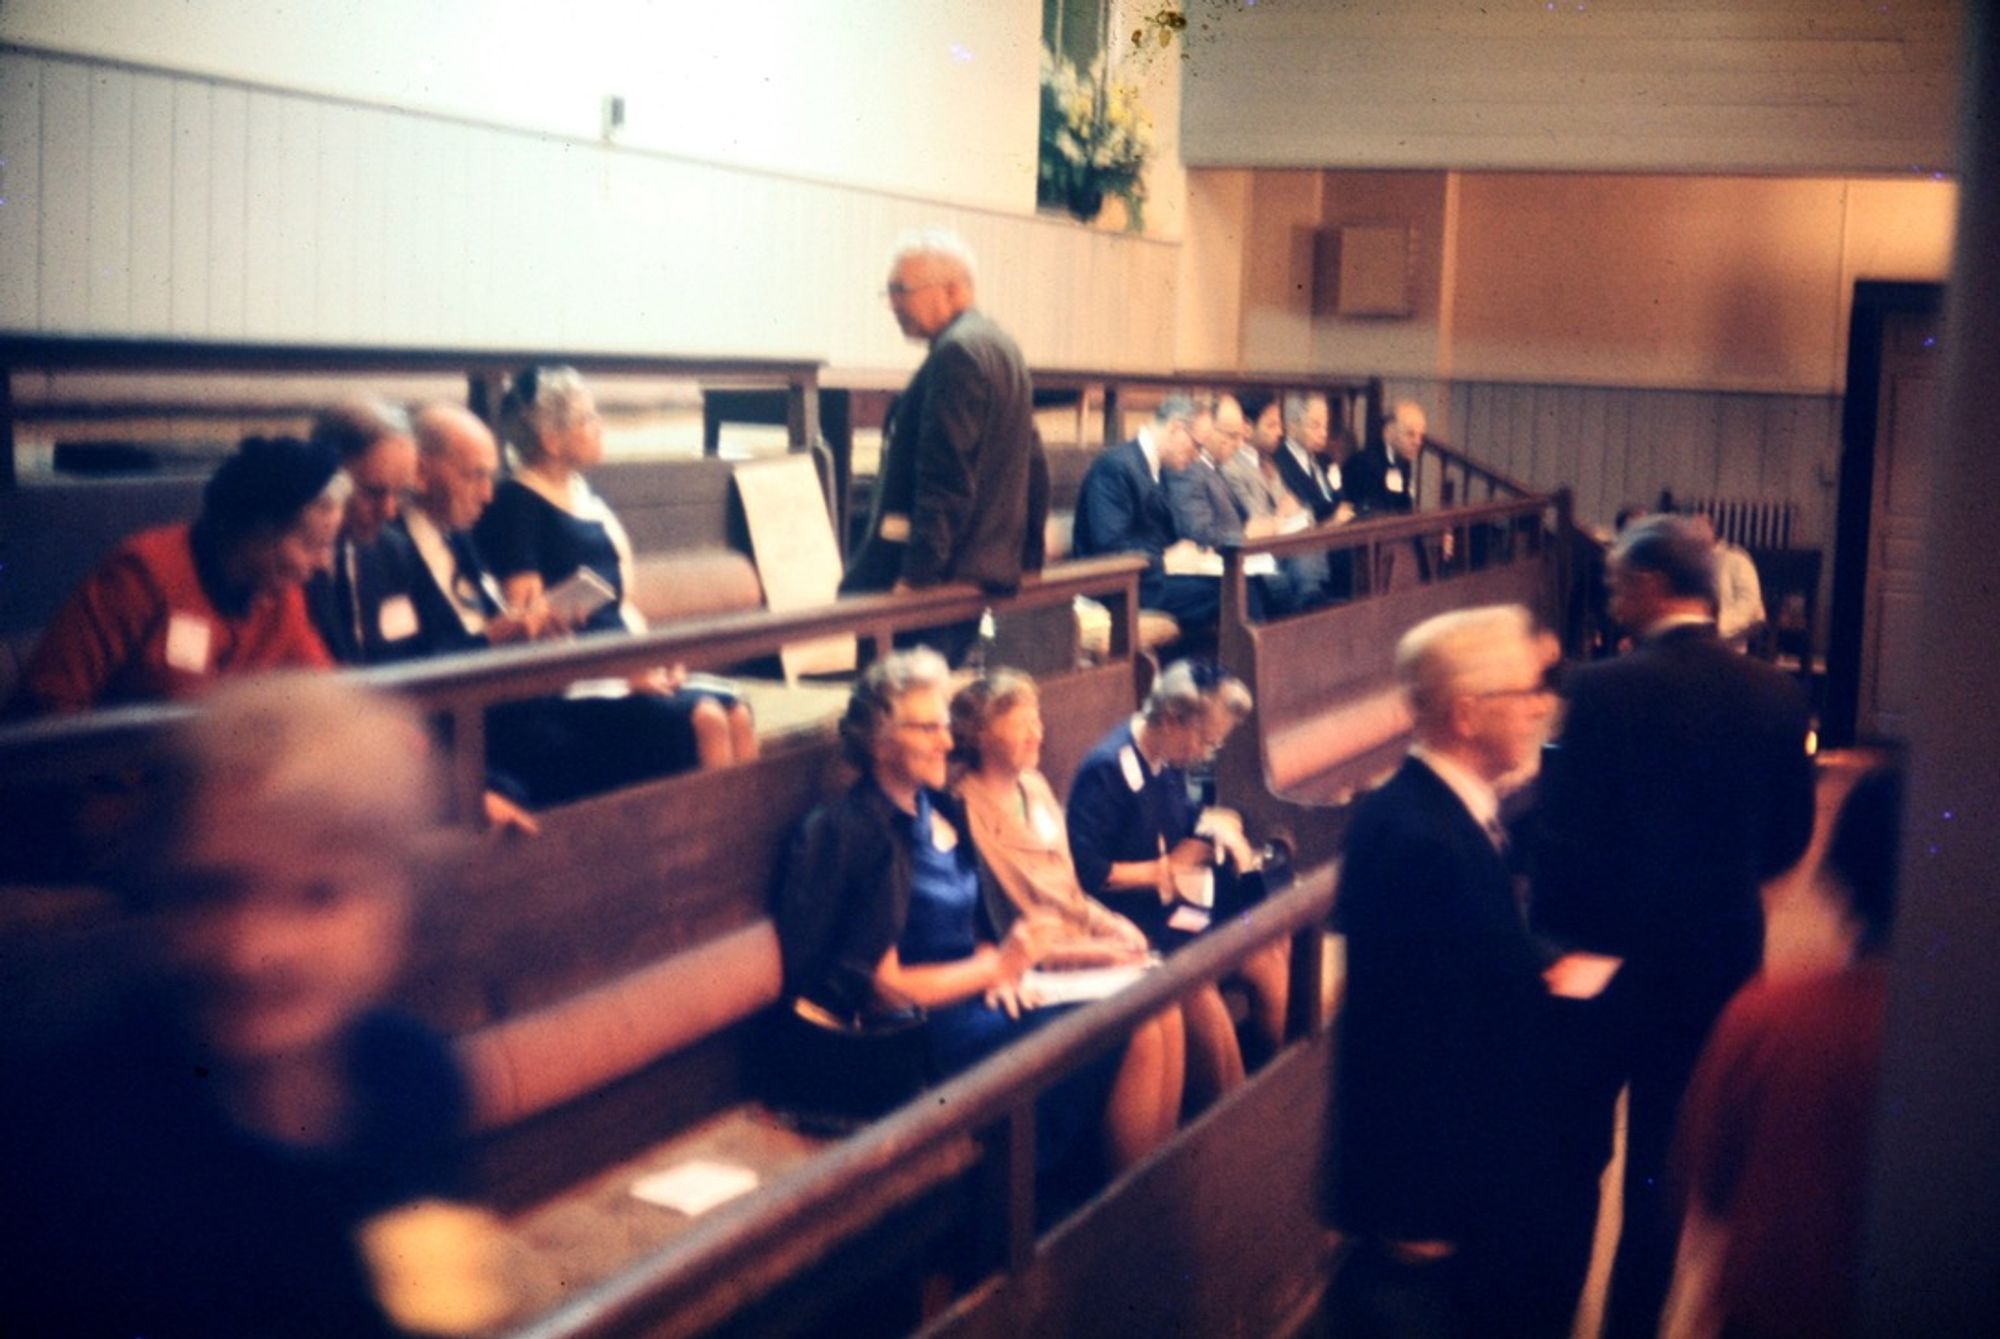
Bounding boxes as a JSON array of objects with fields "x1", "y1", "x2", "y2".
[
  {"x1": 1824, "y1": 280, "x2": 1946, "y2": 748},
  {"x1": 0, "y1": 334, "x2": 820, "y2": 382},
  {"x1": 0, "y1": 557, "x2": 1147, "y2": 802}
]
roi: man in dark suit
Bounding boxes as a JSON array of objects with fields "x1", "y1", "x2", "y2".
[
  {"x1": 302, "y1": 399, "x2": 459, "y2": 666},
  {"x1": 842, "y1": 228, "x2": 1043, "y2": 596},
  {"x1": 1344, "y1": 398, "x2": 1427, "y2": 516},
  {"x1": 1331, "y1": 604, "x2": 1592, "y2": 1336},
  {"x1": 1072, "y1": 395, "x2": 1221, "y2": 633},
  {"x1": 1530, "y1": 514, "x2": 1816, "y2": 1339},
  {"x1": 1276, "y1": 391, "x2": 1346, "y2": 524}
]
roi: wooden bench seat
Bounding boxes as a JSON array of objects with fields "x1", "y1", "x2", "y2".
[{"x1": 1216, "y1": 498, "x2": 1569, "y2": 867}]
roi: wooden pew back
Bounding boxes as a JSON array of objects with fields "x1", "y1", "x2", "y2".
[{"x1": 1215, "y1": 496, "x2": 1569, "y2": 866}]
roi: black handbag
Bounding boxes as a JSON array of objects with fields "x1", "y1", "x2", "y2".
[{"x1": 761, "y1": 990, "x2": 930, "y2": 1131}]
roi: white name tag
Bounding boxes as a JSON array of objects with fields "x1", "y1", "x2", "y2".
[
  {"x1": 1031, "y1": 802, "x2": 1062, "y2": 846},
  {"x1": 929, "y1": 810, "x2": 959, "y2": 852},
  {"x1": 1119, "y1": 745, "x2": 1146, "y2": 793},
  {"x1": 164, "y1": 613, "x2": 212, "y2": 674},
  {"x1": 377, "y1": 594, "x2": 419, "y2": 643},
  {"x1": 879, "y1": 512, "x2": 912, "y2": 543},
  {"x1": 1385, "y1": 467, "x2": 1405, "y2": 493},
  {"x1": 1327, "y1": 464, "x2": 1342, "y2": 491}
]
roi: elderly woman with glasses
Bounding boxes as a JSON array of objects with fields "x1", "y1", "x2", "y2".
[
  {"x1": 18, "y1": 435, "x2": 346, "y2": 715},
  {"x1": 951, "y1": 668, "x2": 1185, "y2": 1149},
  {"x1": 1065, "y1": 660, "x2": 1292, "y2": 1097},
  {"x1": 775, "y1": 649, "x2": 1171, "y2": 1172},
  {"x1": 472, "y1": 365, "x2": 755, "y2": 774}
]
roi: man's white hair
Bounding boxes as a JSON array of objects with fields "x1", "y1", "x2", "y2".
[
  {"x1": 888, "y1": 226, "x2": 978, "y2": 289},
  {"x1": 1396, "y1": 604, "x2": 1536, "y2": 727}
]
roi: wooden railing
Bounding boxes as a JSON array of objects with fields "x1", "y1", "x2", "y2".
[
  {"x1": 0, "y1": 556, "x2": 1145, "y2": 823},
  {"x1": 1213, "y1": 493, "x2": 1573, "y2": 868}
]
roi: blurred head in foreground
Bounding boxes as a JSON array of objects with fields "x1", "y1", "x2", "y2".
[
  {"x1": 122, "y1": 674, "x2": 440, "y2": 1064},
  {"x1": 1397, "y1": 604, "x2": 1556, "y2": 784}
]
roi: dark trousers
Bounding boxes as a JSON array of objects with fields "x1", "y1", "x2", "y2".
[
  {"x1": 1553, "y1": 980, "x2": 1729, "y2": 1339},
  {"x1": 1601, "y1": 1022, "x2": 1713, "y2": 1339},
  {"x1": 1329, "y1": 1218, "x2": 1590, "y2": 1339},
  {"x1": 1139, "y1": 570, "x2": 1222, "y2": 634}
]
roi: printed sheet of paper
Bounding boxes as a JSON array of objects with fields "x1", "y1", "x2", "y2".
[
  {"x1": 1023, "y1": 963, "x2": 1151, "y2": 1008},
  {"x1": 630, "y1": 1159, "x2": 761, "y2": 1217},
  {"x1": 734, "y1": 456, "x2": 855, "y2": 681}
]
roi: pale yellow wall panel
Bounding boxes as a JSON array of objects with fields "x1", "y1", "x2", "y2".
[
  {"x1": 1182, "y1": 0, "x2": 1960, "y2": 173},
  {"x1": 1448, "y1": 174, "x2": 1849, "y2": 391}
]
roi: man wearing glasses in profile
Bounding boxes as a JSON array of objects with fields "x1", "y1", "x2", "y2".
[
  {"x1": 1329, "y1": 605, "x2": 1598, "y2": 1337},
  {"x1": 842, "y1": 228, "x2": 1045, "y2": 604}
]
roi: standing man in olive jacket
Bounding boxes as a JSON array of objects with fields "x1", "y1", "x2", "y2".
[{"x1": 843, "y1": 228, "x2": 1045, "y2": 596}]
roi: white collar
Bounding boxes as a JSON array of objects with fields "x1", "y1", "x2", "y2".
[
  {"x1": 1135, "y1": 427, "x2": 1162, "y2": 484},
  {"x1": 1409, "y1": 744, "x2": 1500, "y2": 834}
]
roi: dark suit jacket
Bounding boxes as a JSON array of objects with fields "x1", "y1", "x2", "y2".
[
  {"x1": 1343, "y1": 441, "x2": 1416, "y2": 516},
  {"x1": 1274, "y1": 439, "x2": 1341, "y2": 522},
  {"x1": 1072, "y1": 439, "x2": 1177, "y2": 564},
  {"x1": 303, "y1": 527, "x2": 465, "y2": 666},
  {"x1": 1332, "y1": 756, "x2": 1562, "y2": 1241},
  {"x1": 1530, "y1": 622, "x2": 1815, "y2": 1027},
  {"x1": 1163, "y1": 456, "x2": 1245, "y2": 549},
  {"x1": 843, "y1": 308, "x2": 1040, "y2": 594}
]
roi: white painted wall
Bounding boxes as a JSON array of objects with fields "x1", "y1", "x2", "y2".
[
  {"x1": 0, "y1": 44, "x2": 1180, "y2": 375},
  {"x1": 1, "y1": 0, "x2": 1044, "y2": 215}
]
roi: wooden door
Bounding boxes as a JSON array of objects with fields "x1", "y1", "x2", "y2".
[{"x1": 1857, "y1": 310, "x2": 1943, "y2": 740}]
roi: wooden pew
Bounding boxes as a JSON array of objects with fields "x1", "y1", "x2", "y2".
[
  {"x1": 1213, "y1": 494, "x2": 1573, "y2": 869},
  {"x1": 0, "y1": 556, "x2": 1151, "y2": 1332}
]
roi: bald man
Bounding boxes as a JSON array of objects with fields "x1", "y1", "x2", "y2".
[
  {"x1": 402, "y1": 403, "x2": 541, "y2": 649},
  {"x1": 843, "y1": 227, "x2": 1044, "y2": 597},
  {"x1": 1345, "y1": 400, "x2": 1427, "y2": 517}
]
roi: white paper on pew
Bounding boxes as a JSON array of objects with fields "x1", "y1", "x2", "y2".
[
  {"x1": 630, "y1": 1159, "x2": 761, "y2": 1217},
  {"x1": 1243, "y1": 553, "x2": 1280, "y2": 577},
  {"x1": 1161, "y1": 542, "x2": 1223, "y2": 577},
  {"x1": 1543, "y1": 952, "x2": 1624, "y2": 1000},
  {"x1": 1277, "y1": 510, "x2": 1313, "y2": 536},
  {"x1": 1166, "y1": 904, "x2": 1212, "y2": 935},
  {"x1": 1023, "y1": 963, "x2": 1151, "y2": 1008}
]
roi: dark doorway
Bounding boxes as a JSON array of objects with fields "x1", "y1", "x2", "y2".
[{"x1": 1825, "y1": 280, "x2": 1947, "y2": 748}]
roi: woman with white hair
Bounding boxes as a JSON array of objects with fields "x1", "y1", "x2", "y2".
[
  {"x1": 774, "y1": 648, "x2": 1149, "y2": 1173},
  {"x1": 473, "y1": 365, "x2": 756, "y2": 777}
]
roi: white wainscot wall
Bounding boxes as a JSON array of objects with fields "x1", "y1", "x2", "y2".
[{"x1": 0, "y1": 48, "x2": 1180, "y2": 376}]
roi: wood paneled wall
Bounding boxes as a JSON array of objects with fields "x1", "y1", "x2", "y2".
[
  {"x1": 0, "y1": 46, "x2": 1179, "y2": 375},
  {"x1": 1181, "y1": 0, "x2": 1960, "y2": 175},
  {"x1": 1391, "y1": 377, "x2": 1841, "y2": 550}
]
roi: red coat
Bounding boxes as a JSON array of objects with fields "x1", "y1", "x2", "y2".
[{"x1": 21, "y1": 524, "x2": 332, "y2": 713}]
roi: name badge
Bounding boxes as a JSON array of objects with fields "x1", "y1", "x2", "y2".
[
  {"x1": 879, "y1": 512, "x2": 912, "y2": 543},
  {"x1": 1119, "y1": 745, "x2": 1147, "y2": 793},
  {"x1": 1031, "y1": 802, "x2": 1062, "y2": 846},
  {"x1": 378, "y1": 594, "x2": 420, "y2": 643},
  {"x1": 929, "y1": 810, "x2": 959, "y2": 853},
  {"x1": 164, "y1": 613, "x2": 212, "y2": 673},
  {"x1": 1385, "y1": 467, "x2": 1405, "y2": 493},
  {"x1": 1327, "y1": 464, "x2": 1342, "y2": 491}
]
